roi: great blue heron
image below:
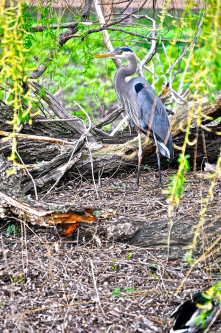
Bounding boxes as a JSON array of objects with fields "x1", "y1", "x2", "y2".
[
  {"x1": 169, "y1": 289, "x2": 218, "y2": 332},
  {"x1": 94, "y1": 46, "x2": 174, "y2": 187}
]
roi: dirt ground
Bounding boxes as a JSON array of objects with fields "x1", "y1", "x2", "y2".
[{"x1": 1, "y1": 168, "x2": 221, "y2": 332}]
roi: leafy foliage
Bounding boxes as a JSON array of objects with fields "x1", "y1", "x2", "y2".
[
  {"x1": 1, "y1": 2, "x2": 219, "y2": 127},
  {"x1": 156, "y1": 0, "x2": 220, "y2": 212},
  {"x1": 110, "y1": 287, "x2": 135, "y2": 299},
  {"x1": 165, "y1": 154, "x2": 190, "y2": 204},
  {"x1": 6, "y1": 224, "x2": 20, "y2": 237},
  {"x1": 0, "y1": 2, "x2": 36, "y2": 166}
]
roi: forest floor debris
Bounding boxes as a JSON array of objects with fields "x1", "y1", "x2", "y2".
[{"x1": 1, "y1": 170, "x2": 221, "y2": 332}]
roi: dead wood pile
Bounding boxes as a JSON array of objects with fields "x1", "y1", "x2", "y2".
[{"x1": 0, "y1": 91, "x2": 221, "y2": 238}]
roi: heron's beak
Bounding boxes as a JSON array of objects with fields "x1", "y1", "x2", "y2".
[{"x1": 93, "y1": 51, "x2": 117, "y2": 59}]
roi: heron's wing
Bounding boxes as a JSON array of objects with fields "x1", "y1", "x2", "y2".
[{"x1": 127, "y1": 78, "x2": 174, "y2": 159}]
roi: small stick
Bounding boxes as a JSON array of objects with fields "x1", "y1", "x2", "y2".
[
  {"x1": 95, "y1": 106, "x2": 124, "y2": 129},
  {"x1": 33, "y1": 118, "x2": 78, "y2": 123},
  {"x1": 110, "y1": 114, "x2": 129, "y2": 136},
  {"x1": 0, "y1": 130, "x2": 76, "y2": 146},
  {"x1": 202, "y1": 129, "x2": 208, "y2": 163},
  {"x1": 90, "y1": 260, "x2": 106, "y2": 317},
  {"x1": 193, "y1": 125, "x2": 199, "y2": 173}
]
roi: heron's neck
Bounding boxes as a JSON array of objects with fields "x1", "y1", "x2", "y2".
[{"x1": 114, "y1": 55, "x2": 137, "y2": 101}]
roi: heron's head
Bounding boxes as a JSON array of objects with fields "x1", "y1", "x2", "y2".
[{"x1": 94, "y1": 47, "x2": 134, "y2": 60}]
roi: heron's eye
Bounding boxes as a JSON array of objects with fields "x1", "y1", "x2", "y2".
[{"x1": 120, "y1": 51, "x2": 123, "y2": 54}]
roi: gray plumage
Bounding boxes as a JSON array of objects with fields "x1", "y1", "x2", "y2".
[{"x1": 94, "y1": 47, "x2": 174, "y2": 187}]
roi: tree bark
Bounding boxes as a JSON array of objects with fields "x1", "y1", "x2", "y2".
[{"x1": 97, "y1": 216, "x2": 221, "y2": 262}]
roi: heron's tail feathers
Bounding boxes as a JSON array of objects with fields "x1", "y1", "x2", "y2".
[
  {"x1": 157, "y1": 141, "x2": 171, "y2": 159},
  {"x1": 157, "y1": 136, "x2": 174, "y2": 160}
]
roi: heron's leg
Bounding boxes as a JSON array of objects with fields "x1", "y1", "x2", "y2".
[
  {"x1": 136, "y1": 129, "x2": 142, "y2": 188},
  {"x1": 153, "y1": 133, "x2": 162, "y2": 188}
]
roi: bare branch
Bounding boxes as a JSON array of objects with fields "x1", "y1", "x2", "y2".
[
  {"x1": 81, "y1": 0, "x2": 93, "y2": 20},
  {"x1": 86, "y1": 26, "x2": 187, "y2": 43},
  {"x1": 33, "y1": 118, "x2": 79, "y2": 123},
  {"x1": 110, "y1": 115, "x2": 129, "y2": 136},
  {"x1": 93, "y1": 0, "x2": 121, "y2": 68},
  {"x1": 31, "y1": 21, "x2": 93, "y2": 32},
  {"x1": 120, "y1": 0, "x2": 134, "y2": 14},
  {"x1": 165, "y1": 17, "x2": 204, "y2": 75},
  {"x1": 177, "y1": 48, "x2": 193, "y2": 96},
  {"x1": 0, "y1": 130, "x2": 77, "y2": 146},
  {"x1": 92, "y1": 127, "x2": 111, "y2": 137},
  {"x1": 30, "y1": 81, "x2": 92, "y2": 137},
  {"x1": 29, "y1": 0, "x2": 93, "y2": 80},
  {"x1": 96, "y1": 0, "x2": 149, "y2": 28},
  {"x1": 94, "y1": 107, "x2": 124, "y2": 129},
  {"x1": 138, "y1": 15, "x2": 158, "y2": 77}
]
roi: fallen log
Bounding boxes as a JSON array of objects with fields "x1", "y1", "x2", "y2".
[
  {"x1": 0, "y1": 155, "x2": 97, "y2": 236},
  {"x1": 0, "y1": 106, "x2": 77, "y2": 163},
  {"x1": 20, "y1": 121, "x2": 221, "y2": 193},
  {"x1": 1, "y1": 92, "x2": 221, "y2": 193},
  {"x1": 98, "y1": 216, "x2": 221, "y2": 262},
  {"x1": 0, "y1": 106, "x2": 76, "y2": 137}
]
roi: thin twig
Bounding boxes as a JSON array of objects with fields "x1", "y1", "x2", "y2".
[
  {"x1": 33, "y1": 118, "x2": 79, "y2": 123},
  {"x1": 138, "y1": 15, "x2": 158, "y2": 77},
  {"x1": 110, "y1": 115, "x2": 129, "y2": 136},
  {"x1": 165, "y1": 17, "x2": 204, "y2": 75},
  {"x1": 94, "y1": 106, "x2": 124, "y2": 129},
  {"x1": 171, "y1": 88, "x2": 187, "y2": 104},
  {"x1": 177, "y1": 47, "x2": 193, "y2": 96},
  {"x1": 0, "y1": 130, "x2": 77, "y2": 146},
  {"x1": 193, "y1": 125, "x2": 199, "y2": 173},
  {"x1": 86, "y1": 26, "x2": 187, "y2": 43},
  {"x1": 201, "y1": 129, "x2": 208, "y2": 163},
  {"x1": 32, "y1": 21, "x2": 93, "y2": 32},
  {"x1": 90, "y1": 259, "x2": 106, "y2": 317},
  {"x1": 86, "y1": 138, "x2": 99, "y2": 199},
  {"x1": 161, "y1": 42, "x2": 172, "y2": 86},
  {"x1": 74, "y1": 101, "x2": 99, "y2": 198}
]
